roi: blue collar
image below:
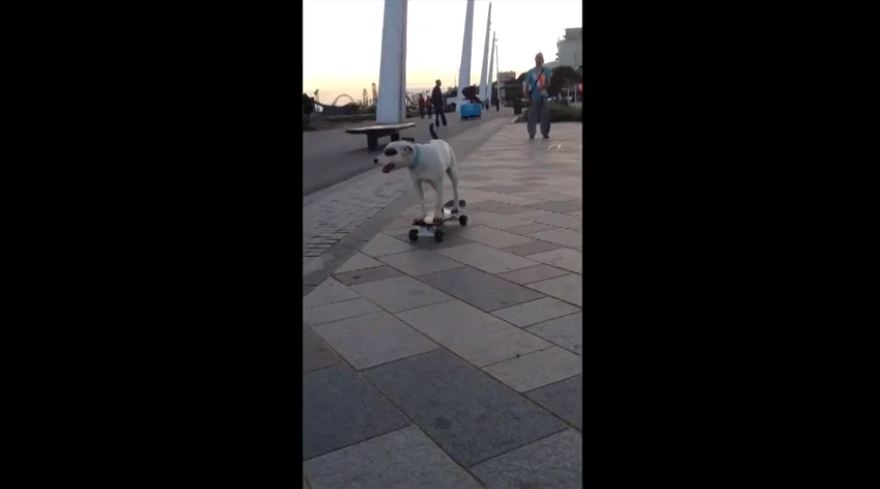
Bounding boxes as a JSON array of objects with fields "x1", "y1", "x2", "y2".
[{"x1": 409, "y1": 146, "x2": 421, "y2": 169}]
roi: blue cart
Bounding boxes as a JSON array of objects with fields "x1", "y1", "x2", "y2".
[{"x1": 460, "y1": 102, "x2": 482, "y2": 120}]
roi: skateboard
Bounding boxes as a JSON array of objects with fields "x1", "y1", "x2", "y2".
[{"x1": 409, "y1": 200, "x2": 467, "y2": 242}]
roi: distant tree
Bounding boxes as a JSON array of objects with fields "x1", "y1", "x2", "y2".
[{"x1": 548, "y1": 66, "x2": 580, "y2": 97}]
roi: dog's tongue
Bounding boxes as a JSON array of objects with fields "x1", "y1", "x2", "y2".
[{"x1": 382, "y1": 163, "x2": 395, "y2": 173}]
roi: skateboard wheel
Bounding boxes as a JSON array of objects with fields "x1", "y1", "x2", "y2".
[
  {"x1": 459, "y1": 215, "x2": 468, "y2": 226},
  {"x1": 434, "y1": 229, "x2": 444, "y2": 242},
  {"x1": 409, "y1": 229, "x2": 419, "y2": 242}
]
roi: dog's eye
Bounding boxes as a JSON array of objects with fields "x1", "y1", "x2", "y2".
[{"x1": 384, "y1": 148, "x2": 398, "y2": 156}]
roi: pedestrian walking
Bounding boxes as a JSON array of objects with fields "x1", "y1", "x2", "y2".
[
  {"x1": 417, "y1": 93, "x2": 426, "y2": 119},
  {"x1": 523, "y1": 52, "x2": 553, "y2": 139},
  {"x1": 431, "y1": 80, "x2": 447, "y2": 127}
]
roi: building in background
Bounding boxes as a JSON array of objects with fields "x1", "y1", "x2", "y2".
[{"x1": 556, "y1": 27, "x2": 582, "y2": 68}]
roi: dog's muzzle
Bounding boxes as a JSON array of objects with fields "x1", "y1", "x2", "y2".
[{"x1": 382, "y1": 163, "x2": 395, "y2": 173}]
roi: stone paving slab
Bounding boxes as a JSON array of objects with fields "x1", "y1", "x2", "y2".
[
  {"x1": 468, "y1": 200, "x2": 535, "y2": 215},
  {"x1": 491, "y1": 297, "x2": 581, "y2": 328},
  {"x1": 526, "y1": 199, "x2": 582, "y2": 214},
  {"x1": 331, "y1": 265, "x2": 404, "y2": 286},
  {"x1": 304, "y1": 426, "x2": 483, "y2": 489},
  {"x1": 350, "y1": 275, "x2": 453, "y2": 313},
  {"x1": 334, "y1": 252, "x2": 384, "y2": 273},
  {"x1": 470, "y1": 429, "x2": 582, "y2": 489},
  {"x1": 418, "y1": 266, "x2": 545, "y2": 311},
  {"x1": 396, "y1": 300, "x2": 551, "y2": 367},
  {"x1": 526, "y1": 247, "x2": 583, "y2": 274},
  {"x1": 527, "y1": 375, "x2": 583, "y2": 430},
  {"x1": 377, "y1": 249, "x2": 463, "y2": 276},
  {"x1": 363, "y1": 349, "x2": 567, "y2": 467},
  {"x1": 504, "y1": 222, "x2": 559, "y2": 235},
  {"x1": 457, "y1": 211, "x2": 533, "y2": 230},
  {"x1": 527, "y1": 273, "x2": 583, "y2": 307},
  {"x1": 304, "y1": 278, "x2": 361, "y2": 309},
  {"x1": 304, "y1": 297, "x2": 382, "y2": 327},
  {"x1": 303, "y1": 363, "x2": 410, "y2": 460},
  {"x1": 496, "y1": 264, "x2": 571, "y2": 285},
  {"x1": 303, "y1": 327, "x2": 341, "y2": 373},
  {"x1": 313, "y1": 311, "x2": 440, "y2": 370},
  {"x1": 484, "y1": 346, "x2": 582, "y2": 393},
  {"x1": 438, "y1": 242, "x2": 538, "y2": 274},
  {"x1": 457, "y1": 225, "x2": 537, "y2": 249},
  {"x1": 526, "y1": 312, "x2": 583, "y2": 355},
  {"x1": 500, "y1": 239, "x2": 565, "y2": 257},
  {"x1": 528, "y1": 228, "x2": 583, "y2": 249},
  {"x1": 360, "y1": 233, "x2": 413, "y2": 257}
]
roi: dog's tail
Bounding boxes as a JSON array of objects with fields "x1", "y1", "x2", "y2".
[{"x1": 429, "y1": 123, "x2": 439, "y2": 140}]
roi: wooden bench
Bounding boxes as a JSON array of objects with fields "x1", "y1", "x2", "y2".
[{"x1": 345, "y1": 123, "x2": 416, "y2": 150}]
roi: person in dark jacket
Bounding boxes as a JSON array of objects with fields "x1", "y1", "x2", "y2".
[
  {"x1": 426, "y1": 92, "x2": 433, "y2": 117},
  {"x1": 431, "y1": 80, "x2": 448, "y2": 127},
  {"x1": 417, "y1": 93, "x2": 426, "y2": 119}
]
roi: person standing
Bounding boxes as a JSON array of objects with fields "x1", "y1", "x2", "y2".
[
  {"x1": 426, "y1": 92, "x2": 433, "y2": 117},
  {"x1": 417, "y1": 93, "x2": 426, "y2": 119},
  {"x1": 523, "y1": 52, "x2": 553, "y2": 139},
  {"x1": 431, "y1": 80, "x2": 447, "y2": 127}
]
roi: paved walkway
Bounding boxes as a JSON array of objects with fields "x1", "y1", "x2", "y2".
[{"x1": 303, "y1": 122, "x2": 583, "y2": 489}]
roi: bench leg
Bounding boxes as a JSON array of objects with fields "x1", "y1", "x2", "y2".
[
  {"x1": 390, "y1": 132, "x2": 400, "y2": 142},
  {"x1": 367, "y1": 134, "x2": 378, "y2": 150}
]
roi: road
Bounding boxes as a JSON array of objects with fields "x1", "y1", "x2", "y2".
[{"x1": 302, "y1": 106, "x2": 512, "y2": 196}]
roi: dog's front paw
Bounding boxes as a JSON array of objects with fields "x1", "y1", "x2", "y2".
[{"x1": 432, "y1": 216, "x2": 444, "y2": 225}]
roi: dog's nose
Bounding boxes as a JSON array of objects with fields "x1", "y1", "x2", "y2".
[{"x1": 374, "y1": 158, "x2": 378, "y2": 164}]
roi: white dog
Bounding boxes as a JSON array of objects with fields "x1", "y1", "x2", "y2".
[{"x1": 374, "y1": 124, "x2": 461, "y2": 225}]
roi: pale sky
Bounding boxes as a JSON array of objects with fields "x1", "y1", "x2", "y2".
[{"x1": 303, "y1": 0, "x2": 582, "y2": 104}]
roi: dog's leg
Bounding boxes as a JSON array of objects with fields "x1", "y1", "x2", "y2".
[
  {"x1": 413, "y1": 179, "x2": 428, "y2": 225},
  {"x1": 426, "y1": 179, "x2": 444, "y2": 224},
  {"x1": 447, "y1": 162, "x2": 461, "y2": 214}
]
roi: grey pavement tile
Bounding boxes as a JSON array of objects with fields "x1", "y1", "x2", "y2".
[
  {"x1": 332, "y1": 265, "x2": 404, "y2": 286},
  {"x1": 313, "y1": 311, "x2": 439, "y2": 370},
  {"x1": 491, "y1": 297, "x2": 581, "y2": 328},
  {"x1": 484, "y1": 346, "x2": 582, "y2": 393},
  {"x1": 526, "y1": 375, "x2": 582, "y2": 430},
  {"x1": 303, "y1": 474, "x2": 312, "y2": 489},
  {"x1": 526, "y1": 312, "x2": 582, "y2": 354},
  {"x1": 304, "y1": 426, "x2": 483, "y2": 489},
  {"x1": 383, "y1": 226, "x2": 474, "y2": 250},
  {"x1": 526, "y1": 211, "x2": 582, "y2": 230},
  {"x1": 459, "y1": 211, "x2": 533, "y2": 230},
  {"x1": 350, "y1": 276, "x2": 453, "y2": 313},
  {"x1": 438, "y1": 243, "x2": 538, "y2": 274},
  {"x1": 504, "y1": 222, "x2": 559, "y2": 235},
  {"x1": 360, "y1": 233, "x2": 414, "y2": 257},
  {"x1": 304, "y1": 278, "x2": 361, "y2": 309},
  {"x1": 457, "y1": 225, "x2": 537, "y2": 248},
  {"x1": 303, "y1": 327, "x2": 341, "y2": 373},
  {"x1": 567, "y1": 210, "x2": 582, "y2": 218},
  {"x1": 303, "y1": 363, "x2": 410, "y2": 461},
  {"x1": 528, "y1": 228, "x2": 583, "y2": 249},
  {"x1": 527, "y1": 248, "x2": 582, "y2": 274},
  {"x1": 334, "y1": 252, "x2": 384, "y2": 273},
  {"x1": 468, "y1": 200, "x2": 534, "y2": 215},
  {"x1": 419, "y1": 266, "x2": 545, "y2": 312},
  {"x1": 500, "y1": 240, "x2": 565, "y2": 257},
  {"x1": 470, "y1": 429, "x2": 582, "y2": 489},
  {"x1": 303, "y1": 298, "x2": 382, "y2": 327},
  {"x1": 396, "y1": 300, "x2": 551, "y2": 367},
  {"x1": 497, "y1": 264, "x2": 570, "y2": 285},
  {"x1": 363, "y1": 349, "x2": 567, "y2": 467},
  {"x1": 377, "y1": 249, "x2": 463, "y2": 276},
  {"x1": 527, "y1": 274, "x2": 582, "y2": 306},
  {"x1": 526, "y1": 199, "x2": 582, "y2": 213}
]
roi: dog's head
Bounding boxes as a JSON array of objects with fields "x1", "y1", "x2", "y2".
[{"x1": 373, "y1": 141, "x2": 416, "y2": 173}]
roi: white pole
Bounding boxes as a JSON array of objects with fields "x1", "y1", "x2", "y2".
[
  {"x1": 478, "y1": 3, "x2": 492, "y2": 105},
  {"x1": 488, "y1": 31, "x2": 495, "y2": 104},
  {"x1": 458, "y1": 0, "x2": 475, "y2": 107},
  {"x1": 377, "y1": 0, "x2": 407, "y2": 124}
]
